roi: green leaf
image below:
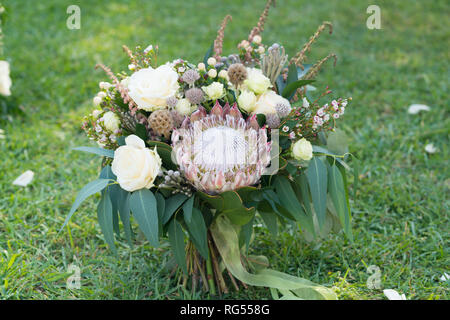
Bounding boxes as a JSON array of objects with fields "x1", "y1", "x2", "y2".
[
  {"x1": 203, "y1": 42, "x2": 214, "y2": 66},
  {"x1": 129, "y1": 189, "x2": 159, "y2": 247},
  {"x1": 162, "y1": 194, "x2": 188, "y2": 224},
  {"x1": 97, "y1": 192, "x2": 116, "y2": 252},
  {"x1": 185, "y1": 208, "x2": 209, "y2": 259},
  {"x1": 305, "y1": 157, "x2": 328, "y2": 229},
  {"x1": 197, "y1": 191, "x2": 224, "y2": 210},
  {"x1": 182, "y1": 196, "x2": 195, "y2": 223},
  {"x1": 328, "y1": 164, "x2": 352, "y2": 240},
  {"x1": 259, "y1": 211, "x2": 278, "y2": 237},
  {"x1": 117, "y1": 188, "x2": 133, "y2": 246},
  {"x1": 135, "y1": 123, "x2": 148, "y2": 141},
  {"x1": 286, "y1": 63, "x2": 298, "y2": 86},
  {"x1": 239, "y1": 217, "x2": 254, "y2": 254},
  {"x1": 273, "y1": 176, "x2": 314, "y2": 233},
  {"x1": 155, "y1": 192, "x2": 166, "y2": 237},
  {"x1": 168, "y1": 219, "x2": 187, "y2": 274},
  {"x1": 281, "y1": 79, "x2": 316, "y2": 99},
  {"x1": 61, "y1": 179, "x2": 111, "y2": 231},
  {"x1": 147, "y1": 141, "x2": 177, "y2": 170},
  {"x1": 256, "y1": 113, "x2": 266, "y2": 127},
  {"x1": 73, "y1": 146, "x2": 114, "y2": 158},
  {"x1": 221, "y1": 191, "x2": 255, "y2": 226}
]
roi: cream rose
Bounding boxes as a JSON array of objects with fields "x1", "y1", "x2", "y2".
[
  {"x1": 292, "y1": 138, "x2": 313, "y2": 161},
  {"x1": 0, "y1": 61, "x2": 12, "y2": 96},
  {"x1": 253, "y1": 90, "x2": 290, "y2": 116},
  {"x1": 202, "y1": 82, "x2": 225, "y2": 101},
  {"x1": 111, "y1": 135, "x2": 162, "y2": 192},
  {"x1": 243, "y1": 67, "x2": 271, "y2": 94},
  {"x1": 102, "y1": 111, "x2": 120, "y2": 132},
  {"x1": 128, "y1": 65, "x2": 179, "y2": 111},
  {"x1": 237, "y1": 90, "x2": 257, "y2": 113}
]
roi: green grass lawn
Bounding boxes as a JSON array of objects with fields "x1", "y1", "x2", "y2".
[{"x1": 0, "y1": 0, "x2": 448, "y2": 299}]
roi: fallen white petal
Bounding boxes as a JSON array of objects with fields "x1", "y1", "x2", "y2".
[
  {"x1": 408, "y1": 104, "x2": 430, "y2": 114},
  {"x1": 440, "y1": 273, "x2": 449, "y2": 281},
  {"x1": 425, "y1": 143, "x2": 437, "y2": 154},
  {"x1": 383, "y1": 289, "x2": 407, "y2": 300},
  {"x1": 13, "y1": 170, "x2": 35, "y2": 187}
]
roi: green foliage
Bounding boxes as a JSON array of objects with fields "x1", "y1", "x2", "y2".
[
  {"x1": 129, "y1": 189, "x2": 159, "y2": 247},
  {"x1": 0, "y1": 0, "x2": 448, "y2": 300}
]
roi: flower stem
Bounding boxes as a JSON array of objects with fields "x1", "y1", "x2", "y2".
[{"x1": 206, "y1": 247, "x2": 216, "y2": 296}]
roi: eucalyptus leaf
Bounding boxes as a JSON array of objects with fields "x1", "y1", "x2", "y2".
[
  {"x1": 185, "y1": 208, "x2": 208, "y2": 259},
  {"x1": 168, "y1": 219, "x2": 187, "y2": 274},
  {"x1": 328, "y1": 164, "x2": 352, "y2": 240},
  {"x1": 61, "y1": 178, "x2": 111, "y2": 231},
  {"x1": 97, "y1": 191, "x2": 116, "y2": 252},
  {"x1": 305, "y1": 157, "x2": 328, "y2": 229},
  {"x1": 163, "y1": 193, "x2": 188, "y2": 224},
  {"x1": 73, "y1": 146, "x2": 114, "y2": 158},
  {"x1": 129, "y1": 189, "x2": 159, "y2": 247},
  {"x1": 182, "y1": 196, "x2": 195, "y2": 223}
]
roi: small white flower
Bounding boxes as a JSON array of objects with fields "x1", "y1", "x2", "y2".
[
  {"x1": 218, "y1": 70, "x2": 228, "y2": 79},
  {"x1": 13, "y1": 170, "x2": 35, "y2": 187},
  {"x1": 0, "y1": 61, "x2": 12, "y2": 96},
  {"x1": 408, "y1": 104, "x2": 430, "y2": 114},
  {"x1": 128, "y1": 63, "x2": 136, "y2": 71},
  {"x1": 144, "y1": 45, "x2": 153, "y2": 54},
  {"x1": 98, "y1": 82, "x2": 110, "y2": 90},
  {"x1": 256, "y1": 46, "x2": 265, "y2": 54},
  {"x1": 102, "y1": 111, "x2": 120, "y2": 132},
  {"x1": 202, "y1": 82, "x2": 224, "y2": 101},
  {"x1": 252, "y1": 35, "x2": 262, "y2": 44},
  {"x1": 333, "y1": 113, "x2": 340, "y2": 119},
  {"x1": 282, "y1": 126, "x2": 289, "y2": 133},
  {"x1": 178, "y1": 66, "x2": 186, "y2": 73},
  {"x1": 425, "y1": 143, "x2": 437, "y2": 154},
  {"x1": 289, "y1": 132, "x2": 296, "y2": 139},
  {"x1": 207, "y1": 57, "x2": 217, "y2": 66},
  {"x1": 97, "y1": 91, "x2": 107, "y2": 99},
  {"x1": 323, "y1": 114, "x2": 330, "y2": 122},
  {"x1": 208, "y1": 69, "x2": 217, "y2": 78},
  {"x1": 341, "y1": 99, "x2": 348, "y2": 107},
  {"x1": 198, "y1": 63, "x2": 206, "y2": 71},
  {"x1": 92, "y1": 109, "x2": 102, "y2": 119},
  {"x1": 383, "y1": 289, "x2": 407, "y2": 300},
  {"x1": 302, "y1": 98, "x2": 310, "y2": 108},
  {"x1": 317, "y1": 108, "x2": 325, "y2": 117},
  {"x1": 93, "y1": 96, "x2": 102, "y2": 106}
]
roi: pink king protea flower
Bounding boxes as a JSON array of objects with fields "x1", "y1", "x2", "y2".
[{"x1": 171, "y1": 101, "x2": 271, "y2": 194}]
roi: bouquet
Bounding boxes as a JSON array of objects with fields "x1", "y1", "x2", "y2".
[{"x1": 65, "y1": 0, "x2": 356, "y2": 300}]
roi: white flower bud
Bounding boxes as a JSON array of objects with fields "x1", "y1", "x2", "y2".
[
  {"x1": 102, "y1": 111, "x2": 120, "y2": 132},
  {"x1": 128, "y1": 64, "x2": 136, "y2": 71},
  {"x1": 93, "y1": 96, "x2": 102, "y2": 106},
  {"x1": 197, "y1": 62, "x2": 206, "y2": 71},
  {"x1": 252, "y1": 35, "x2": 262, "y2": 44},
  {"x1": 237, "y1": 90, "x2": 257, "y2": 113},
  {"x1": 97, "y1": 91, "x2": 107, "y2": 99},
  {"x1": 218, "y1": 70, "x2": 228, "y2": 79},
  {"x1": 208, "y1": 69, "x2": 217, "y2": 78},
  {"x1": 207, "y1": 57, "x2": 217, "y2": 66},
  {"x1": 292, "y1": 138, "x2": 313, "y2": 161}
]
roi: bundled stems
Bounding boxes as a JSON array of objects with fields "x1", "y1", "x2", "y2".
[{"x1": 177, "y1": 231, "x2": 245, "y2": 296}]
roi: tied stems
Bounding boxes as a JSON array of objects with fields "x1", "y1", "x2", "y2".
[{"x1": 206, "y1": 241, "x2": 216, "y2": 296}]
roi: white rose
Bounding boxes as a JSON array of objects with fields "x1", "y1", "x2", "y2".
[
  {"x1": 111, "y1": 135, "x2": 162, "y2": 192},
  {"x1": 128, "y1": 65, "x2": 180, "y2": 111},
  {"x1": 253, "y1": 90, "x2": 290, "y2": 116},
  {"x1": 237, "y1": 90, "x2": 257, "y2": 113},
  {"x1": 198, "y1": 63, "x2": 206, "y2": 71},
  {"x1": 243, "y1": 68, "x2": 271, "y2": 94},
  {"x1": 292, "y1": 138, "x2": 313, "y2": 161},
  {"x1": 202, "y1": 82, "x2": 225, "y2": 101},
  {"x1": 102, "y1": 111, "x2": 120, "y2": 132},
  {"x1": 0, "y1": 61, "x2": 12, "y2": 96},
  {"x1": 175, "y1": 98, "x2": 194, "y2": 116}
]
